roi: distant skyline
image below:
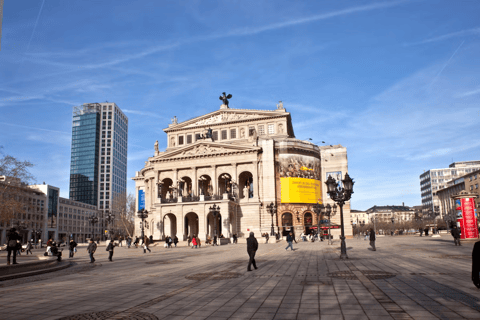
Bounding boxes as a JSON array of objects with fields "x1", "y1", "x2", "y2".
[{"x1": 1, "y1": 1, "x2": 479, "y2": 210}]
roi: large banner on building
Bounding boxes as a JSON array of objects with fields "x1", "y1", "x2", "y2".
[
  {"x1": 456, "y1": 197, "x2": 478, "y2": 239},
  {"x1": 279, "y1": 154, "x2": 322, "y2": 204},
  {"x1": 138, "y1": 189, "x2": 145, "y2": 210}
]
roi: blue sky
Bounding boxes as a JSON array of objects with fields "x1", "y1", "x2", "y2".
[{"x1": 1, "y1": 0, "x2": 479, "y2": 210}]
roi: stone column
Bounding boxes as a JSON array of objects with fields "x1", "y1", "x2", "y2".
[
  {"x1": 252, "y1": 161, "x2": 259, "y2": 200},
  {"x1": 212, "y1": 165, "x2": 217, "y2": 196},
  {"x1": 193, "y1": 167, "x2": 197, "y2": 196}
]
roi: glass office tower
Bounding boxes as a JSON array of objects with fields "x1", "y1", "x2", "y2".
[{"x1": 69, "y1": 102, "x2": 128, "y2": 211}]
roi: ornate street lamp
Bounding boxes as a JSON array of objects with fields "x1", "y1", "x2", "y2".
[
  {"x1": 209, "y1": 204, "x2": 220, "y2": 238},
  {"x1": 267, "y1": 202, "x2": 277, "y2": 236},
  {"x1": 325, "y1": 173, "x2": 354, "y2": 260},
  {"x1": 106, "y1": 211, "x2": 115, "y2": 240},
  {"x1": 88, "y1": 215, "x2": 99, "y2": 243},
  {"x1": 137, "y1": 209, "x2": 149, "y2": 253}
]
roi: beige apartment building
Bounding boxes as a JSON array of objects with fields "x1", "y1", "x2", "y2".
[{"x1": 133, "y1": 99, "x2": 352, "y2": 242}]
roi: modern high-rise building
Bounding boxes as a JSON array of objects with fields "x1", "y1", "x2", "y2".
[
  {"x1": 419, "y1": 161, "x2": 480, "y2": 217},
  {"x1": 69, "y1": 102, "x2": 128, "y2": 212}
]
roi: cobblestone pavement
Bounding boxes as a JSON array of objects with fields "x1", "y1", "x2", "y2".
[{"x1": 1, "y1": 235, "x2": 479, "y2": 320}]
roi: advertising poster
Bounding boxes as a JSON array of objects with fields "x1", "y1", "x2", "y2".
[
  {"x1": 279, "y1": 154, "x2": 322, "y2": 204},
  {"x1": 460, "y1": 197, "x2": 478, "y2": 239},
  {"x1": 138, "y1": 189, "x2": 145, "y2": 210}
]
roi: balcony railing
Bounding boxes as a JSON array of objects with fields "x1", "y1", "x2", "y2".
[
  {"x1": 182, "y1": 195, "x2": 200, "y2": 203},
  {"x1": 161, "y1": 197, "x2": 178, "y2": 204}
]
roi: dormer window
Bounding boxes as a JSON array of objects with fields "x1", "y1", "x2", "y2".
[
  {"x1": 221, "y1": 130, "x2": 227, "y2": 140},
  {"x1": 258, "y1": 125, "x2": 265, "y2": 135},
  {"x1": 230, "y1": 129, "x2": 236, "y2": 139},
  {"x1": 212, "y1": 131, "x2": 219, "y2": 141},
  {"x1": 179, "y1": 136, "x2": 184, "y2": 145},
  {"x1": 187, "y1": 135, "x2": 192, "y2": 144}
]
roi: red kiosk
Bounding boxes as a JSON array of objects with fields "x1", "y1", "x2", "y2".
[{"x1": 452, "y1": 191, "x2": 478, "y2": 239}]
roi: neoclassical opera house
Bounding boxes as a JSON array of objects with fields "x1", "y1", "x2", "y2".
[{"x1": 133, "y1": 96, "x2": 352, "y2": 242}]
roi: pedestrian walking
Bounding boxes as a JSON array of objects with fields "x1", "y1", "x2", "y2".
[
  {"x1": 213, "y1": 235, "x2": 218, "y2": 246},
  {"x1": 127, "y1": 236, "x2": 132, "y2": 248},
  {"x1": 472, "y1": 240, "x2": 480, "y2": 288},
  {"x1": 233, "y1": 233, "x2": 237, "y2": 244},
  {"x1": 197, "y1": 237, "x2": 202, "y2": 248},
  {"x1": 87, "y1": 239, "x2": 97, "y2": 263},
  {"x1": 451, "y1": 226, "x2": 461, "y2": 246},
  {"x1": 364, "y1": 231, "x2": 368, "y2": 241},
  {"x1": 106, "y1": 240, "x2": 115, "y2": 261},
  {"x1": 247, "y1": 232, "x2": 258, "y2": 271},
  {"x1": 149, "y1": 235, "x2": 154, "y2": 244},
  {"x1": 187, "y1": 235, "x2": 192, "y2": 247},
  {"x1": 25, "y1": 240, "x2": 33, "y2": 255},
  {"x1": 167, "y1": 236, "x2": 173, "y2": 248},
  {"x1": 68, "y1": 239, "x2": 77, "y2": 258},
  {"x1": 134, "y1": 236, "x2": 139, "y2": 248},
  {"x1": 192, "y1": 235, "x2": 197, "y2": 249},
  {"x1": 174, "y1": 236, "x2": 178, "y2": 247},
  {"x1": 119, "y1": 236, "x2": 123, "y2": 247},
  {"x1": 265, "y1": 233, "x2": 269, "y2": 244},
  {"x1": 6, "y1": 228, "x2": 21, "y2": 265},
  {"x1": 285, "y1": 232, "x2": 294, "y2": 251},
  {"x1": 144, "y1": 236, "x2": 151, "y2": 253},
  {"x1": 369, "y1": 228, "x2": 376, "y2": 251}
]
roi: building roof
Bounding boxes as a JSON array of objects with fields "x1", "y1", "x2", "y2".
[{"x1": 366, "y1": 205, "x2": 413, "y2": 213}]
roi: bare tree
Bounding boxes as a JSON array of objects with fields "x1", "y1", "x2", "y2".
[
  {"x1": 0, "y1": 148, "x2": 35, "y2": 224},
  {"x1": 111, "y1": 192, "x2": 135, "y2": 236}
]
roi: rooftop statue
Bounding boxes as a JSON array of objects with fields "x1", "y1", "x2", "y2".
[{"x1": 219, "y1": 92, "x2": 232, "y2": 107}]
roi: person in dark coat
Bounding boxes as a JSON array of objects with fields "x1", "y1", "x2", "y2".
[
  {"x1": 213, "y1": 235, "x2": 218, "y2": 246},
  {"x1": 285, "y1": 232, "x2": 294, "y2": 251},
  {"x1": 246, "y1": 232, "x2": 258, "y2": 271},
  {"x1": 6, "y1": 228, "x2": 21, "y2": 265},
  {"x1": 173, "y1": 236, "x2": 178, "y2": 247},
  {"x1": 451, "y1": 226, "x2": 461, "y2": 246},
  {"x1": 369, "y1": 228, "x2": 376, "y2": 251},
  {"x1": 149, "y1": 235, "x2": 153, "y2": 244},
  {"x1": 86, "y1": 239, "x2": 97, "y2": 263},
  {"x1": 68, "y1": 239, "x2": 77, "y2": 258},
  {"x1": 106, "y1": 240, "x2": 115, "y2": 261},
  {"x1": 472, "y1": 241, "x2": 480, "y2": 288}
]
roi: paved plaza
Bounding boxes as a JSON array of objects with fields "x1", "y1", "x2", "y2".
[{"x1": 0, "y1": 235, "x2": 480, "y2": 320}]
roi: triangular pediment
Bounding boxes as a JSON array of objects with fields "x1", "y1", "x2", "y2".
[
  {"x1": 151, "y1": 141, "x2": 260, "y2": 161},
  {"x1": 164, "y1": 108, "x2": 288, "y2": 131}
]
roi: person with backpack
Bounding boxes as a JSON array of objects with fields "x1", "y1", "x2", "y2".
[
  {"x1": 6, "y1": 228, "x2": 21, "y2": 265},
  {"x1": 25, "y1": 240, "x2": 33, "y2": 255},
  {"x1": 106, "y1": 240, "x2": 115, "y2": 261},
  {"x1": 69, "y1": 239, "x2": 77, "y2": 258}
]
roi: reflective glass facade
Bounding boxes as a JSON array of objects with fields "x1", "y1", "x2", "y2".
[{"x1": 69, "y1": 110, "x2": 101, "y2": 206}]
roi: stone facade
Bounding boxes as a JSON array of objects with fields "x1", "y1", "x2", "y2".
[{"x1": 133, "y1": 102, "x2": 352, "y2": 242}]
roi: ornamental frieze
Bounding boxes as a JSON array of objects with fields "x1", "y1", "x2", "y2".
[{"x1": 186, "y1": 112, "x2": 262, "y2": 127}]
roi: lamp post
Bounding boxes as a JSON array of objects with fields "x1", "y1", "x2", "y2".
[
  {"x1": 325, "y1": 173, "x2": 354, "y2": 260},
  {"x1": 88, "y1": 215, "x2": 99, "y2": 243},
  {"x1": 34, "y1": 228, "x2": 42, "y2": 248},
  {"x1": 137, "y1": 209, "x2": 149, "y2": 253},
  {"x1": 313, "y1": 203, "x2": 322, "y2": 241},
  {"x1": 267, "y1": 202, "x2": 277, "y2": 236},
  {"x1": 209, "y1": 204, "x2": 220, "y2": 238},
  {"x1": 106, "y1": 211, "x2": 115, "y2": 240}
]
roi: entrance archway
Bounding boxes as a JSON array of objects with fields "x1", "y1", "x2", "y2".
[
  {"x1": 184, "y1": 212, "x2": 199, "y2": 239},
  {"x1": 281, "y1": 212, "x2": 293, "y2": 236},
  {"x1": 206, "y1": 212, "x2": 222, "y2": 237},
  {"x1": 304, "y1": 212, "x2": 313, "y2": 234},
  {"x1": 163, "y1": 213, "x2": 177, "y2": 238},
  {"x1": 239, "y1": 171, "x2": 253, "y2": 199},
  {"x1": 198, "y1": 175, "x2": 212, "y2": 196},
  {"x1": 160, "y1": 178, "x2": 173, "y2": 199},
  {"x1": 218, "y1": 173, "x2": 232, "y2": 195},
  {"x1": 179, "y1": 177, "x2": 192, "y2": 197}
]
